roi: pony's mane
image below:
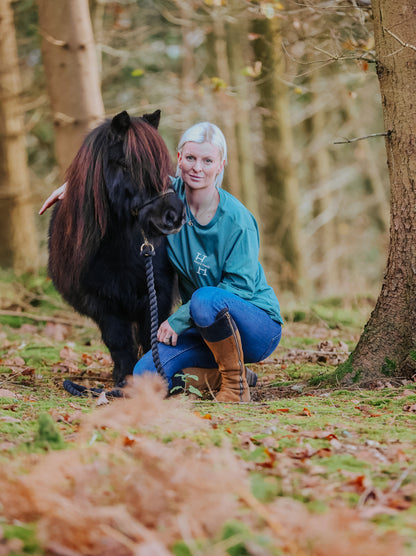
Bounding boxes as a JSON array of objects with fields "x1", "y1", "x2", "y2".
[{"x1": 51, "y1": 116, "x2": 173, "y2": 285}]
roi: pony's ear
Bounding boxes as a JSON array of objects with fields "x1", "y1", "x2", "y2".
[
  {"x1": 111, "y1": 111, "x2": 131, "y2": 137},
  {"x1": 142, "y1": 110, "x2": 161, "y2": 129}
]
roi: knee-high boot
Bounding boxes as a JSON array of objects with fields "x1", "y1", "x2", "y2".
[{"x1": 197, "y1": 308, "x2": 250, "y2": 402}]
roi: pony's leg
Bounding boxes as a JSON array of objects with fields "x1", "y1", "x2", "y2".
[{"x1": 98, "y1": 315, "x2": 138, "y2": 386}]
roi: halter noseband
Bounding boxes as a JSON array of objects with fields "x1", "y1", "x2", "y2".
[{"x1": 134, "y1": 187, "x2": 176, "y2": 213}]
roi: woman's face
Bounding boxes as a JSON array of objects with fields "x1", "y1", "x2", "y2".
[{"x1": 178, "y1": 141, "x2": 224, "y2": 192}]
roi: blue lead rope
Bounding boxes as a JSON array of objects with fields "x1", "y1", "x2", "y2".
[
  {"x1": 63, "y1": 237, "x2": 166, "y2": 398},
  {"x1": 141, "y1": 238, "x2": 167, "y2": 382}
]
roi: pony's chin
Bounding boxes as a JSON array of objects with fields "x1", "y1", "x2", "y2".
[{"x1": 150, "y1": 222, "x2": 184, "y2": 237}]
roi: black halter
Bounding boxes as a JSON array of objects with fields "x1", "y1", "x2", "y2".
[{"x1": 134, "y1": 187, "x2": 176, "y2": 213}]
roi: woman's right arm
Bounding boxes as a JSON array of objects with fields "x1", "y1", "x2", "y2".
[{"x1": 38, "y1": 183, "x2": 67, "y2": 215}]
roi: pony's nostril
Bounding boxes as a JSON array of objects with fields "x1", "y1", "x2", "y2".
[{"x1": 163, "y1": 210, "x2": 176, "y2": 228}]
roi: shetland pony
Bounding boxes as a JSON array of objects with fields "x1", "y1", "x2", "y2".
[{"x1": 48, "y1": 110, "x2": 185, "y2": 386}]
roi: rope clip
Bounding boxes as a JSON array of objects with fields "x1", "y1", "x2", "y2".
[{"x1": 140, "y1": 236, "x2": 155, "y2": 257}]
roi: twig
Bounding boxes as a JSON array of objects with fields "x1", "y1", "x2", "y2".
[
  {"x1": 0, "y1": 370, "x2": 27, "y2": 387},
  {"x1": 334, "y1": 132, "x2": 388, "y2": 144},
  {"x1": 38, "y1": 28, "x2": 67, "y2": 47},
  {"x1": 384, "y1": 27, "x2": 416, "y2": 52},
  {"x1": 391, "y1": 464, "x2": 415, "y2": 493},
  {"x1": 0, "y1": 309, "x2": 91, "y2": 327}
]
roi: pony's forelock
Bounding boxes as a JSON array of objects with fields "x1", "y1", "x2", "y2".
[{"x1": 125, "y1": 119, "x2": 172, "y2": 194}]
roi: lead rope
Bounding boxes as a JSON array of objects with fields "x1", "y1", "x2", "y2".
[
  {"x1": 140, "y1": 236, "x2": 167, "y2": 382},
  {"x1": 63, "y1": 235, "x2": 167, "y2": 398}
]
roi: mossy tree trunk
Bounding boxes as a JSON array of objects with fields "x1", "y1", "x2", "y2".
[
  {"x1": 37, "y1": 0, "x2": 104, "y2": 177},
  {"x1": 0, "y1": 0, "x2": 39, "y2": 273},
  {"x1": 343, "y1": 0, "x2": 416, "y2": 384}
]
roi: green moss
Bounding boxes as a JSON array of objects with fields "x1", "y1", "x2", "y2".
[
  {"x1": 318, "y1": 454, "x2": 370, "y2": 473},
  {"x1": 3, "y1": 523, "x2": 42, "y2": 555},
  {"x1": 171, "y1": 542, "x2": 193, "y2": 556},
  {"x1": 381, "y1": 357, "x2": 396, "y2": 376},
  {"x1": 220, "y1": 521, "x2": 251, "y2": 555},
  {"x1": 352, "y1": 369, "x2": 362, "y2": 383},
  {"x1": 250, "y1": 473, "x2": 280, "y2": 503},
  {"x1": 31, "y1": 413, "x2": 66, "y2": 451},
  {"x1": 309, "y1": 358, "x2": 353, "y2": 386}
]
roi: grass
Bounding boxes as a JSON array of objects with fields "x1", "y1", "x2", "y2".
[{"x1": 0, "y1": 272, "x2": 415, "y2": 554}]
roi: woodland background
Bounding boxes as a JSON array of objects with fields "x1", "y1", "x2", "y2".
[
  {"x1": 2, "y1": 0, "x2": 387, "y2": 304},
  {"x1": 3, "y1": 3, "x2": 416, "y2": 554}
]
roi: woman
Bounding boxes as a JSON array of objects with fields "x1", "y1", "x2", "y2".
[{"x1": 40, "y1": 122, "x2": 283, "y2": 403}]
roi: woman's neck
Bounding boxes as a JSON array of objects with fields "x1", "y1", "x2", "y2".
[{"x1": 185, "y1": 185, "x2": 219, "y2": 225}]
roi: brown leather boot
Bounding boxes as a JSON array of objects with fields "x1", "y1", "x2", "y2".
[
  {"x1": 198, "y1": 309, "x2": 250, "y2": 403},
  {"x1": 181, "y1": 367, "x2": 222, "y2": 395}
]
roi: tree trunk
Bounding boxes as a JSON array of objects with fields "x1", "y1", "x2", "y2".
[
  {"x1": 226, "y1": 7, "x2": 260, "y2": 223},
  {"x1": 0, "y1": 0, "x2": 39, "y2": 273},
  {"x1": 210, "y1": 12, "x2": 241, "y2": 198},
  {"x1": 343, "y1": 0, "x2": 416, "y2": 384},
  {"x1": 37, "y1": 0, "x2": 104, "y2": 177},
  {"x1": 251, "y1": 16, "x2": 303, "y2": 295},
  {"x1": 306, "y1": 105, "x2": 334, "y2": 296}
]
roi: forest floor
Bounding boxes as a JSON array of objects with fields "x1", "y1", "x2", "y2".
[{"x1": 1, "y1": 271, "x2": 416, "y2": 555}]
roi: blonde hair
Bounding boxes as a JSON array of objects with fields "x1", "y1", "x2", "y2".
[{"x1": 176, "y1": 122, "x2": 227, "y2": 187}]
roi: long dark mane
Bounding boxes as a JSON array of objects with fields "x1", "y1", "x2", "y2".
[{"x1": 49, "y1": 114, "x2": 173, "y2": 290}]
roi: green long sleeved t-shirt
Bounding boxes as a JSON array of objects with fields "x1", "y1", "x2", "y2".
[{"x1": 166, "y1": 177, "x2": 283, "y2": 335}]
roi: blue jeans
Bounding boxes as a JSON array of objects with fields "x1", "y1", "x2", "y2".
[{"x1": 133, "y1": 286, "x2": 282, "y2": 389}]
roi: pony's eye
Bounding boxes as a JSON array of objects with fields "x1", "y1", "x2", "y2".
[{"x1": 118, "y1": 160, "x2": 128, "y2": 170}]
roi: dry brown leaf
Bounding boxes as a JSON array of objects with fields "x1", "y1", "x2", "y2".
[
  {"x1": 44, "y1": 322, "x2": 70, "y2": 341},
  {"x1": 95, "y1": 391, "x2": 109, "y2": 406},
  {"x1": 59, "y1": 346, "x2": 80, "y2": 362},
  {"x1": 0, "y1": 415, "x2": 21, "y2": 423},
  {"x1": 0, "y1": 388, "x2": 18, "y2": 398}
]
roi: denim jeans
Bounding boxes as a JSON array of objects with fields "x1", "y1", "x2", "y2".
[{"x1": 133, "y1": 286, "x2": 282, "y2": 389}]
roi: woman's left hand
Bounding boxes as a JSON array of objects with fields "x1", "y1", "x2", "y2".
[{"x1": 157, "y1": 320, "x2": 178, "y2": 347}]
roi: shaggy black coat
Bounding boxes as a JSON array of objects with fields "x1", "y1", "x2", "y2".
[{"x1": 48, "y1": 110, "x2": 184, "y2": 386}]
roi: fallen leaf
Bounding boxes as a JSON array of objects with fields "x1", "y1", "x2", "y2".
[
  {"x1": 256, "y1": 448, "x2": 277, "y2": 468},
  {"x1": 2, "y1": 356, "x2": 25, "y2": 367},
  {"x1": 387, "y1": 495, "x2": 412, "y2": 511},
  {"x1": 0, "y1": 388, "x2": 18, "y2": 398},
  {"x1": 59, "y1": 346, "x2": 80, "y2": 362},
  {"x1": 44, "y1": 323, "x2": 70, "y2": 341},
  {"x1": 0, "y1": 415, "x2": 21, "y2": 423},
  {"x1": 123, "y1": 434, "x2": 136, "y2": 446},
  {"x1": 96, "y1": 391, "x2": 109, "y2": 406}
]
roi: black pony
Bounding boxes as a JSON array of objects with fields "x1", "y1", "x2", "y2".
[{"x1": 48, "y1": 110, "x2": 185, "y2": 386}]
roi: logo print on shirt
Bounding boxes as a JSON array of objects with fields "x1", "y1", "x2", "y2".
[{"x1": 194, "y1": 252, "x2": 209, "y2": 276}]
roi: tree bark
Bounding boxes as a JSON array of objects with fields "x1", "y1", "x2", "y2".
[
  {"x1": 210, "y1": 12, "x2": 241, "y2": 198},
  {"x1": 226, "y1": 6, "x2": 260, "y2": 224},
  {"x1": 37, "y1": 0, "x2": 104, "y2": 177},
  {"x1": 344, "y1": 0, "x2": 416, "y2": 384},
  {"x1": 0, "y1": 0, "x2": 39, "y2": 273},
  {"x1": 251, "y1": 16, "x2": 303, "y2": 295},
  {"x1": 305, "y1": 93, "x2": 334, "y2": 296}
]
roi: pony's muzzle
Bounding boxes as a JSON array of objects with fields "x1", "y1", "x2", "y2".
[{"x1": 163, "y1": 207, "x2": 185, "y2": 231}]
